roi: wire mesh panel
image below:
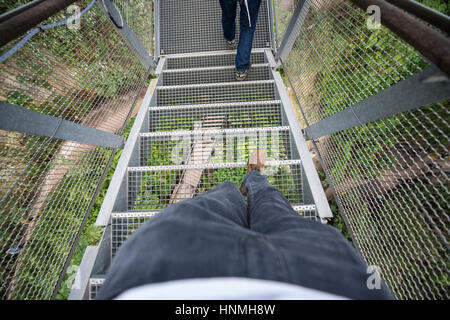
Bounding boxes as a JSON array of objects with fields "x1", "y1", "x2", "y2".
[
  {"x1": 159, "y1": 0, "x2": 272, "y2": 54},
  {"x1": 275, "y1": 0, "x2": 449, "y2": 299},
  {"x1": 156, "y1": 81, "x2": 276, "y2": 106},
  {"x1": 166, "y1": 51, "x2": 267, "y2": 69},
  {"x1": 127, "y1": 161, "x2": 303, "y2": 211},
  {"x1": 139, "y1": 127, "x2": 293, "y2": 166},
  {"x1": 149, "y1": 101, "x2": 283, "y2": 131},
  {"x1": 162, "y1": 64, "x2": 271, "y2": 85},
  {"x1": 273, "y1": 0, "x2": 299, "y2": 46},
  {"x1": 114, "y1": 0, "x2": 154, "y2": 55},
  {"x1": 0, "y1": 1, "x2": 149, "y2": 299},
  {"x1": 111, "y1": 212, "x2": 160, "y2": 257},
  {"x1": 89, "y1": 278, "x2": 104, "y2": 300}
]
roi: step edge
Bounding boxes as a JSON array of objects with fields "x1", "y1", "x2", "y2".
[
  {"x1": 156, "y1": 79, "x2": 274, "y2": 90},
  {"x1": 128, "y1": 159, "x2": 302, "y2": 172},
  {"x1": 149, "y1": 100, "x2": 282, "y2": 111},
  {"x1": 162, "y1": 63, "x2": 269, "y2": 73},
  {"x1": 140, "y1": 126, "x2": 291, "y2": 137}
]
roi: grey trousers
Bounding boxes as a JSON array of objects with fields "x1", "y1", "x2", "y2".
[{"x1": 97, "y1": 170, "x2": 394, "y2": 300}]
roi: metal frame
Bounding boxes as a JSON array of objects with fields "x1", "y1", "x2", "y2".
[
  {"x1": 275, "y1": 0, "x2": 311, "y2": 62},
  {"x1": 98, "y1": 0, "x2": 156, "y2": 71},
  {"x1": 68, "y1": 246, "x2": 99, "y2": 300},
  {"x1": 0, "y1": 101, "x2": 125, "y2": 149},
  {"x1": 305, "y1": 65, "x2": 450, "y2": 140},
  {"x1": 269, "y1": 52, "x2": 332, "y2": 219},
  {"x1": 95, "y1": 77, "x2": 160, "y2": 226}
]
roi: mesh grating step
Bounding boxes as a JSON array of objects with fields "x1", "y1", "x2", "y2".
[
  {"x1": 111, "y1": 206, "x2": 318, "y2": 259},
  {"x1": 166, "y1": 51, "x2": 266, "y2": 69},
  {"x1": 159, "y1": 0, "x2": 271, "y2": 54},
  {"x1": 156, "y1": 80, "x2": 276, "y2": 106},
  {"x1": 162, "y1": 64, "x2": 271, "y2": 85},
  {"x1": 89, "y1": 278, "x2": 104, "y2": 300},
  {"x1": 149, "y1": 101, "x2": 283, "y2": 131},
  {"x1": 127, "y1": 160, "x2": 303, "y2": 211},
  {"x1": 139, "y1": 127, "x2": 293, "y2": 166},
  {"x1": 111, "y1": 212, "x2": 161, "y2": 257},
  {"x1": 89, "y1": 203, "x2": 317, "y2": 299}
]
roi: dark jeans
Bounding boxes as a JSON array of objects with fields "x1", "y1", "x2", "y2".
[
  {"x1": 97, "y1": 171, "x2": 394, "y2": 300},
  {"x1": 219, "y1": 0, "x2": 262, "y2": 71}
]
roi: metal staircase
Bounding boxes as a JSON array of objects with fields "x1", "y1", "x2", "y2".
[{"x1": 70, "y1": 0, "x2": 332, "y2": 300}]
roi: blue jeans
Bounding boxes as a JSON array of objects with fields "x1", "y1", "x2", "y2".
[
  {"x1": 219, "y1": 0, "x2": 262, "y2": 71},
  {"x1": 97, "y1": 171, "x2": 394, "y2": 299}
]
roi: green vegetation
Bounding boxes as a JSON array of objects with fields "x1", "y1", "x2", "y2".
[
  {"x1": 277, "y1": 0, "x2": 449, "y2": 298},
  {"x1": 55, "y1": 117, "x2": 136, "y2": 300}
]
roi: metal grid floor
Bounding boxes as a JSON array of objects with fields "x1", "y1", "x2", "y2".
[
  {"x1": 127, "y1": 160, "x2": 303, "y2": 211},
  {"x1": 166, "y1": 51, "x2": 267, "y2": 69},
  {"x1": 149, "y1": 101, "x2": 283, "y2": 131},
  {"x1": 139, "y1": 127, "x2": 292, "y2": 166},
  {"x1": 156, "y1": 80, "x2": 276, "y2": 106},
  {"x1": 162, "y1": 64, "x2": 271, "y2": 85},
  {"x1": 159, "y1": 0, "x2": 272, "y2": 54},
  {"x1": 111, "y1": 212, "x2": 160, "y2": 257},
  {"x1": 89, "y1": 278, "x2": 104, "y2": 300}
]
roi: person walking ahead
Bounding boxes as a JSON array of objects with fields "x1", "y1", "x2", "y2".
[
  {"x1": 220, "y1": 0, "x2": 262, "y2": 81},
  {"x1": 97, "y1": 150, "x2": 394, "y2": 300}
]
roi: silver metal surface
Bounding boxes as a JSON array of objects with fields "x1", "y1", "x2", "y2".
[
  {"x1": 158, "y1": 0, "x2": 271, "y2": 54},
  {"x1": 276, "y1": 0, "x2": 311, "y2": 62},
  {"x1": 0, "y1": 101, "x2": 125, "y2": 149},
  {"x1": 305, "y1": 66, "x2": 450, "y2": 140},
  {"x1": 271, "y1": 68, "x2": 332, "y2": 218}
]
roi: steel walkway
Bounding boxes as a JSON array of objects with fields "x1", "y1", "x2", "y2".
[{"x1": 71, "y1": 0, "x2": 332, "y2": 300}]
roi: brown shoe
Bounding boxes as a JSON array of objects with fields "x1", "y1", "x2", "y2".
[
  {"x1": 247, "y1": 149, "x2": 266, "y2": 173},
  {"x1": 240, "y1": 150, "x2": 266, "y2": 196}
]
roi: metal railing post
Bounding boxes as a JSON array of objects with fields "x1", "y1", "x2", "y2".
[
  {"x1": 275, "y1": 0, "x2": 311, "y2": 62},
  {"x1": 99, "y1": 0, "x2": 156, "y2": 71}
]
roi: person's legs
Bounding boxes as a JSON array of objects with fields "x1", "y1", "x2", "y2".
[
  {"x1": 219, "y1": 0, "x2": 237, "y2": 42},
  {"x1": 96, "y1": 182, "x2": 250, "y2": 300},
  {"x1": 236, "y1": 0, "x2": 262, "y2": 72},
  {"x1": 242, "y1": 169, "x2": 394, "y2": 299},
  {"x1": 243, "y1": 170, "x2": 299, "y2": 234}
]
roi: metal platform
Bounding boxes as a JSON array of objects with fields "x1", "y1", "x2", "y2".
[{"x1": 71, "y1": 2, "x2": 332, "y2": 300}]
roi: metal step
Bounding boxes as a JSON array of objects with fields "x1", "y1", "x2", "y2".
[
  {"x1": 166, "y1": 51, "x2": 266, "y2": 70},
  {"x1": 162, "y1": 64, "x2": 271, "y2": 85},
  {"x1": 156, "y1": 80, "x2": 276, "y2": 106},
  {"x1": 159, "y1": 0, "x2": 272, "y2": 55},
  {"x1": 127, "y1": 160, "x2": 303, "y2": 211},
  {"x1": 111, "y1": 211, "x2": 161, "y2": 257},
  {"x1": 149, "y1": 100, "x2": 283, "y2": 132},
  {"x1": 139, "y1": 126, "x2": 293, "y2": 166},
  {"x1": 89, "y1": 278, "x2": 104, "y2": 300}
]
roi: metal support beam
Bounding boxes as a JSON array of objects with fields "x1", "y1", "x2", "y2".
[
  {"x1": 275, "y1": 0, "x2": 311, "y2": 62},
  {"x1": 305, "y1": 66, "x2": 450, "y2": 140},
  {"x1": 98, "y1": 0, "x2": 155, "y2": 71},
  {"x1": 0, "y1": 102, "x2": 125, "y2": 149}
]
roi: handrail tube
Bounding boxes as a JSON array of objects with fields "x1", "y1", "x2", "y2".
[
  {"x1": 350, "y1": 0, "x2": 450, "y2": 76},
  {"x1": 0, "y1": 0, "x2": 77, "y2": 47}
]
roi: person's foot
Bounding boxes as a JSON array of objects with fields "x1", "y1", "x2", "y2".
[
  {"x1": 240, "y1": 150, "x2": 266, "y2": 196},
  {"x1": 235, "y1": 68, "x2": 249, "y2": 81},
  {"x1": 247, "y1": 149, "x2": 266, "y2": 173},
  {"x1": 226, "y1": 39, "x2": 237, "y2": 49}
]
